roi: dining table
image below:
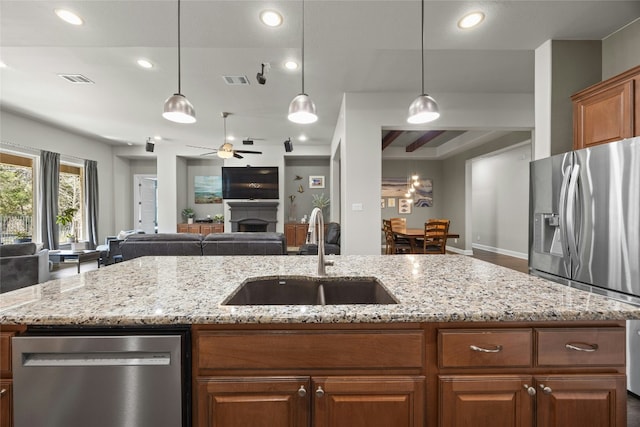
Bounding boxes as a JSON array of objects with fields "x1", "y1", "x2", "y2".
[{"x1": 392, "y1": 227, "x2": 460, "y2": 254}]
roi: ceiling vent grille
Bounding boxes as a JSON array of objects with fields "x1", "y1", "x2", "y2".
[
  {"x1": 223, "y1": 75, "x2": 250, "y2": 85},
  {"x1": 58, "y1": 74, "x2": 95, "y2": 84}
]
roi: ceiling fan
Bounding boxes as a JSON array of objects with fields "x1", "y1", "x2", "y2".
[{"x1": 193, "y1": 112, "x2": 263, "y2": 159}]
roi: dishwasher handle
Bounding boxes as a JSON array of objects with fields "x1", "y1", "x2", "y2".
[{"x1": 22, "y1": 351, "x2": 172, "y2": 367}]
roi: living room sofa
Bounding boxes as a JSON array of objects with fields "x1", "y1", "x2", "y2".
[
  {"x1": 119, "y1": 232, "x2": 287, "y2": 260},
  {"x1": 298, "y1": 222, "x2": 341, "y2": 255},
  {"x1": 0, "y1": 242, "x2": 50, "y2": 293}
]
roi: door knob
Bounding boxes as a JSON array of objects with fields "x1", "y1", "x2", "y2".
[{"x1": 315, "y1": 386, "x2": 325, "y2": 398}]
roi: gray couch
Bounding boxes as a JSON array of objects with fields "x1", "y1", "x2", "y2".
[
  {"x1": 0, "y1": 243, "x2": 50, "y2": 293},
  {"x1": 298, "y1": 222, "x2": 341, "y2": 255},
  {"x1": 120, "y1": 232, "x2": 287, "y2": 260}
]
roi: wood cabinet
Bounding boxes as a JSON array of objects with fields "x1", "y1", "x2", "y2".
[
  {"x1": 437, "y1": 325, "x2": 627, "y2": 427},
  {"x1": 192, "y1": 325, "x2": 425, "y2": 427},
  {"x1": 572, "y1": 64, "x2": 640, "y2": 149},
  {"x1": 177, "y1": 223, "x2": 224, "y2": 234},
  {"x1": 1, "y1": 327, "x2": 25, "y2": 427},
  {"x1": 285, "y1": 223, "x2": 309, "y2": 247}
]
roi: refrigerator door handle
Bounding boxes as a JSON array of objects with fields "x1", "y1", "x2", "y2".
[
  {"x1": 566, "y1": 163, "x2": 581, "y2": 268},
  {"x1": 558, "y1": 165, "x2": 573, "y2": 261}
]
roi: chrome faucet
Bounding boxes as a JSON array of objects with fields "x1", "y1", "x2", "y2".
[{"x1": 311, "y1": 207, "x2": 334, "y2": 276}]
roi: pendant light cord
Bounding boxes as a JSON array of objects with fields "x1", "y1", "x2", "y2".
[
  {"x1": 420, "y1": 0, "x2": 424, "y2": 95},
  {"x1": 301, "y1": 0, "x2": 305, "y2": 94},
  {"x1": 177, "y1": 0, "x2": 182, "y2": 94}
]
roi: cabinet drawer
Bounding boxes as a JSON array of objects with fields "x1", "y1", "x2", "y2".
[
  {"x1": 535, "y1": 328, "x2": 625, "y2": 367},
  {"x1": 438, "y1": 329, "x2": 532, "y2": 368},
  {"x1": 196, "y1": 330, "x2": 424, "y2": 372}
]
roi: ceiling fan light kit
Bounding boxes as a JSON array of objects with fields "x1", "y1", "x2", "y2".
[
  {"x1": 163, "y1": 0, "x2": 196, "y2": 124},
  {"x1": 288, "y1": 0, "x2": 317, "y2": 124},
  {"x1": 407, "y1": 0, "x2": 440, "y2": 124}
]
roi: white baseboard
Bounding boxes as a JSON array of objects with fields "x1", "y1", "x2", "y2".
[
  {"x1": 446, "y1": 246, "x2": 473, "y2": 256},
  {"x1": 472, "y1": 243, "x2": 528, "y2": 260}
]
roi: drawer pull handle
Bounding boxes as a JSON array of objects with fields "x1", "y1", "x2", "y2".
[
  {"x1": 523, "y1": 384, "x2": 536, "y2": 396},
  {"x1": 297, "y1": 385, "x2": 307, "y2": 397},
  {"x1": 565, "y1": 342, "x2": 598, "y2": 352},
  {"x1": 470, "y1": 344, "x2": 503, "y2": 353},
  {"x1": 0, "y1": 388, "x2": 6, "y2": 396},
  {"x1": 315, "y1": 386, "x2": 325, "y2": 398}
]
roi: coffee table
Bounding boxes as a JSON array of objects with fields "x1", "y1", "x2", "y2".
[{"x1": 49, "y1": 250, "x2": 101, "y2": 274}]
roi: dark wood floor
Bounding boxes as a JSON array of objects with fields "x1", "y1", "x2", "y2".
[{"x1": 468, "y1": 248, "x2": 640, "y2": 427}]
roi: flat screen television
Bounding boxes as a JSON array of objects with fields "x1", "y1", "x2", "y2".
[{"x1": 222, "y1": 166, "x2": 279, "y2": 200}]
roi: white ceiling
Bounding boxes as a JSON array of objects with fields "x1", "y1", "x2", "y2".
[{"x1": 1, "y1": 1, "x2": 639, "y2": 157}]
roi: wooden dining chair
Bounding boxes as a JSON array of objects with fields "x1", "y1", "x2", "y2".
[
  {"x1": 419, "y1": 219, "x2": 450, "y2": 254},
  {"x1": 388, "y1": 217, "x2": 412, "y2": 246},
  {"x1": 382, "y1": 219, "x2": 411, "y2": 255}
]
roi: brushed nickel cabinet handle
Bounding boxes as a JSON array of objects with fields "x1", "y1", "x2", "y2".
[
  {"x1": 523, "y1": 384, "x2": 536, "y2": 396},
  {"x1": 565, "y1": 342, "x2": 598, "y2": 352},
  {"x1": 470, "y1": 344, "x2": 503, "y2": 353},
  {"x1": 539, "y1": 384, "x2": 552, "y2": 395},
  {"x1": 315, "y1": 386, "x2": 325, "y2": 398},
  {"x1": 297, "y1": 385, "x2": 307, "y2": 397}
]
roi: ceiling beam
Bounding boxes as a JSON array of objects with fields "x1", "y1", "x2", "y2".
[
  {"x1": 381, "y1": 130, "x2": 403, "y2": 150},
  {"x1": 405, "y1": 130, "x2": 445, "y2": 152}
]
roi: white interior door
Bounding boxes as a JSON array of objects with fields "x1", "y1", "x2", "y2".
[{"x1": 134, "y1": 174, "x2": 157, "y2": 234}]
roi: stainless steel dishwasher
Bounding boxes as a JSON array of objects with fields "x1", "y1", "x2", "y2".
[{"x1": 12, "y1": 328, "x2": 188, "y2": 427}]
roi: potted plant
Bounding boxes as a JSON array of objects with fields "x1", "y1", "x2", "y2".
[
  {"x1": 312, "y1": 193, "x2": 330, "y2": 213},
  {"x1": 56, "y1": 207, "x2": 78, "y2": 242},
  {"x1": 182, "y1": 208, "x2": 195, "y2": 224},
  {"x1": 13, "y1": 230, "x2": 32, "y2": 243},
  {"x1": 212, "y1": 214, "x2": 224, "y2": 223}
]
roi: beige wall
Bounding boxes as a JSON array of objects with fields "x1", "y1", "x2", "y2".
[{"x1": 603, "y1": 18, "x2": 640, "y2": 79}]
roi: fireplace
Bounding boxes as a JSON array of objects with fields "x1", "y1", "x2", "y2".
[{"x1": 228, "y1": 202, "x2": 278, "y2": 232}]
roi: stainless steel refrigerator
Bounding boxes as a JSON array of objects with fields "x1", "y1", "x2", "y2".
[{"x1": 529, "y1": 136, "x2": 640, "y2": 395}]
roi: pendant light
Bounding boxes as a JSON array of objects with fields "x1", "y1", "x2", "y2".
[
  {"x1": 407, "y1": 0, "x2": 439, "y2": 124},
  {"x1": 288, "y1": 0, "x2": 317, "y2": 124},
  {"x1": 163, "y1": 0, "x2": 196, "y2": 124}
]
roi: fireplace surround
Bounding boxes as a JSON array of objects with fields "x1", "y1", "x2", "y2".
[{"x1": 228, "y1": 201, "x2": 278, "y2": 232}]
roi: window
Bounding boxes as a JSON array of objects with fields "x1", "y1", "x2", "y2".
[
  {"x1": 0, "y1": 153, "x2": 34, "y2": 243},
  {"x1": 59, "y1": 163, "x2": 84, "y2": 243}
]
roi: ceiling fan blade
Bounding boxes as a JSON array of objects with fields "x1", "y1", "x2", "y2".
[
  {"x1": 233, "y1": 152, "x2": 244, "y2": 159},
  {"x1": 234, "y1": 150, "x2": 262, "y2": 154},
  {"x1": 200, "y1": 151, "x2": 218, "y2": 156},
  {"x1": 187, "y1": 144, "x2": 216, "y2": 150}
]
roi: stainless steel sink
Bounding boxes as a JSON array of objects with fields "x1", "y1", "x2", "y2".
[{"x1": 222, "y1": 276, "x2": 398, "y2": 305}]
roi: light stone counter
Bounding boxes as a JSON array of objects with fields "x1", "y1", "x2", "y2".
[{"x1": 1, "y1": 255, "x2": 639, "y2": 325}]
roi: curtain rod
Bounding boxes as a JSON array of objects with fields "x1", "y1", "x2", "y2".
[{"x1": 1, "y1": 140, "x2": 90, "y2": 162}]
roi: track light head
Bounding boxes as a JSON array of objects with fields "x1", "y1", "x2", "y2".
[{"x1": 256, "y1": 63, "x2": 267, "y2": 85}]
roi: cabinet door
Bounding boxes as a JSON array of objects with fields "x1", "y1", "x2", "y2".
[
  {"x1": 200, "y1": 225, "x2": 214, "y2": 235},
  {"x1": 535, "y1": 374, "x2": 626, "y2": 427},
  {"x1": 188, "y1": 224, "x2": 202, "y2": 233},
  {"x1": 439, "y1": 375, "x2": 533, "y2": 427},
  {"x1": 284, "y1": 224, "x2": 297, "y2": 247},
  {"x1": 295, "y1": 225, "x2": 309, "y2": 246},
  {"x1": 195, "y1": 376, "x2": 309, "y2": 427},
  {"x1": 0, "y1": 380, "x2": 12, "y2": 427},
  {"x1": 313, "y1": 376, "x2": 424, "y2": 427},
  {"x1": 177, "y1": 223, "x2": 189, "y2": 233},
  {"x1": 573, "y1": 79, "x2": 634, "y2": 149}
]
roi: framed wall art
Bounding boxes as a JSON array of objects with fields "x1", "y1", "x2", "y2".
[{"x1": 309, "y1": 175, "x2": 325, "y2": 189}]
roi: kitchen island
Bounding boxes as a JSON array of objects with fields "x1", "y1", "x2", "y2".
[{"x1": 2, "y1": 255, "x2": 640, "y2": 427}]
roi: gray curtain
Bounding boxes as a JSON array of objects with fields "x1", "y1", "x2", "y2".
[
  {"x1": 39, "y1": 150, "x2": 60, "y2": 249},
  {"x1": 84, "y1": 160, "x2": 99, "y2": 249}
]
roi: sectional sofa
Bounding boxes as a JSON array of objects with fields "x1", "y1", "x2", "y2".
[{"x1": 119, "y1": 232, "x2": 287, "y2": 260}]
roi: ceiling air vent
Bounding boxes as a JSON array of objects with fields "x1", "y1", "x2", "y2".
[
  {"x1": 58, "y1": 74, "x2": 95, "y2": 84},
  {"x1": 223, "y1": 75, "x2": 250, "y2": 85}
]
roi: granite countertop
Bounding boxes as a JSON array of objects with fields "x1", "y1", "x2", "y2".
[{"x1": 1, "y1": 255, "x2": 639, "y2": 326}]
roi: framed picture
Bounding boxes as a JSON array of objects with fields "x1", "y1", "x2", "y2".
[
  {"x1": 414, "y1": 178, "x2": 434, "y2": 207},
  {"x1": 387, "y1": 198, "x2": 396, "y2": 208},
  {"x1": 381, "y1": 177, "x2": 408, "y2": 197},
  {"x1": 309, "y1": 175, "x2": 325, "y2": 189},
  {"x1": 194, "y1": 176, "x2": 222, "y2": 204},
  {"x1": 398, "y1": 198, "x2": 412, "y2": 214}
]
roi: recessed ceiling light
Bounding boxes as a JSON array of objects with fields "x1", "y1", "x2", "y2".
[
  {"x1": 298, "y1": 135, "x2": 308, "y2": 142},
  {"x1": 137, "y1": 59, "x2": 153, "y2": 69},
  {"x1": 284, "y1": 60, "x2": 299, "y2": 70},
  {"x1": 153, "y1": 135, "x2": 162, "y2": 141},
  {"x1": 260, "y1": 10, "x2": 283, "y2": 27},
  {"x1": 54, "y1": 9, "x2": 84, "y2": 26},
  {"x1": 458, "y1": 11, "x2": 485, "y2": 29}
]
